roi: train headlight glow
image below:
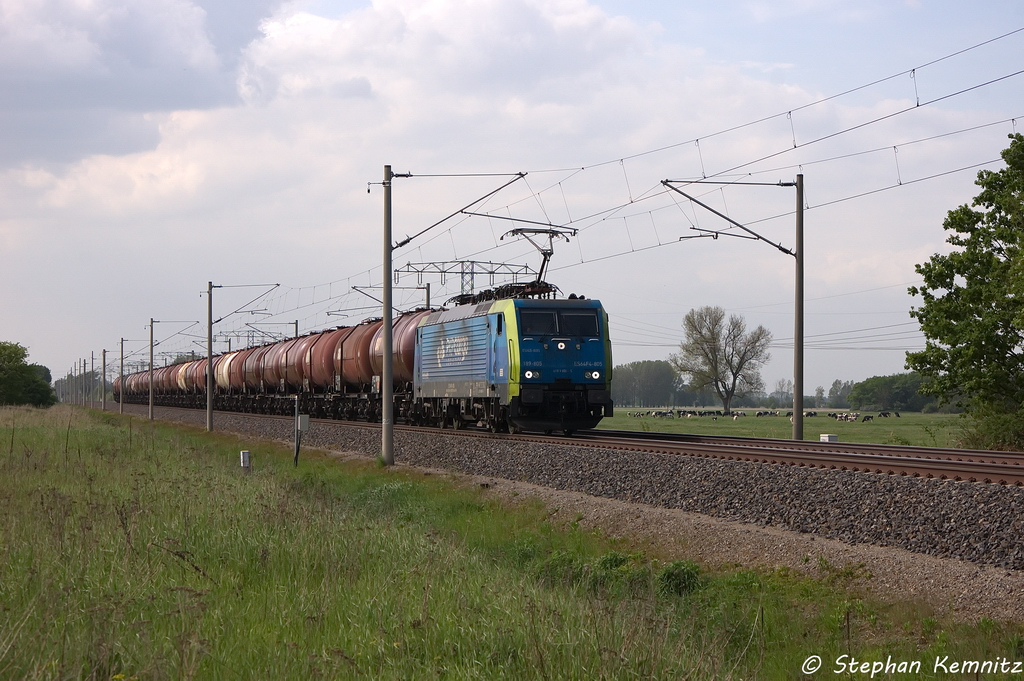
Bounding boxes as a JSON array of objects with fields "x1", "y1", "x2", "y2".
[
  {"x1": 591, "y1": 371, "x2": 600, "y2": 380},
  {"x1": 557, "y1": 342, "x2": 566, "y2": 350},
  {"x1": 525, "y1": 370, "x2": 539, "y2": 379}
]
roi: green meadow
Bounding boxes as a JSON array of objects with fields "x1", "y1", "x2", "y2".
[
  {"x1": 599, "y1": 409, "x2": 960, "y2": 448},
  {"x1": 0, "y1": 405, "x2": 1018, "y2": 679}
]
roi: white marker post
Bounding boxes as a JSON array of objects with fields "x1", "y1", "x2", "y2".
[{"x1": 294, "y1": 395, "x2": 309, "y2": 467}]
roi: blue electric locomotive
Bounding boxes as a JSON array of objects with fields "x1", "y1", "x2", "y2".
[{"x1": 413, "y1": 296, "x2": 613, "y2": 434}]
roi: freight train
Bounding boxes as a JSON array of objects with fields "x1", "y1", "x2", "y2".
[{"x1": 114, "y1": 284, "x2": 614, "y2": 435}]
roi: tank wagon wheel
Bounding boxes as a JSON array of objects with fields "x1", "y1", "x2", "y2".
[{"x1": 563, "y1": 429, "x2": 575, "y2": 437}]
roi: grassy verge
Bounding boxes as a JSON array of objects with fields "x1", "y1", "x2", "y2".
[
  {"x1": 599, "y1": 409, "x2": 960, "y2": 447},
  {"x1": 0, "y1": 405, "x2": 1019, "y2": 679}
]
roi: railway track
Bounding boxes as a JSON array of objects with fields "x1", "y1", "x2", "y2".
[
  {"x1": 578, "y1": 428, "x2": 1024, "y2": 467},
  {"x1": 130, "y1": 405, "x2": 1024, "y2": 487},
  {"x1": 570, "y1": 430, "x2": 1024, "y2": 486}
]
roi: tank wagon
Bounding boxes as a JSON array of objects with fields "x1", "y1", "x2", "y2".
[{"x1": 116, "y1": 287, "x2": 613, "y2": 434}]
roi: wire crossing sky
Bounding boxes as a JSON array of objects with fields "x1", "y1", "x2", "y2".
[{"x1": 1, "y1": 0, "x2": 1022, "y2": 391}]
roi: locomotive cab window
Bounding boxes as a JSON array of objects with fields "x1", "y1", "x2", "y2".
[
  {"x1": 496, "y1": 314, "x2": 503, "y2": 335},
  {"x1": 520, "y1": 310, "x2": 557, "y2": 336},
  {"x1": 559, "y1": 311, "x2": 599, "y2": 337}
]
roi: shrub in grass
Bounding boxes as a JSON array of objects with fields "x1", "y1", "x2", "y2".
[
  {"x1": 586, "y1": 551, "x2": 654, "y2": 597},
  {"x1": 658, "y1": 559, "x2": 702, "y2": 596},
  {"x1": 507, "y1": 535, "x2": 542, "y2": 567},
  {"x1": 535, "y1": 549, "x2": 587, "y2": 587},
  {"x1": 595, "y1": 550, "x2": 630, "y2": 571}
]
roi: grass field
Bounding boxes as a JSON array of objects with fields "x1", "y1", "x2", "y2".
[
  {"x1": 1, "y1": 405, "x2": 1019, "y2": 679},
  {"x1": 600, "y1": 409, "x2": 961, "y2": 447}
]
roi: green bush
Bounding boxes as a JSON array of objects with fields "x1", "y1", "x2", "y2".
[
  {"x1": 958, "y1": 403, "x2": 1024, "y2": 451},
  {"x1": 536, "y1": 550, "x2": 587, "y2": 587},
  {"x1": 658, "y1": 560, "x2": 702, "y2": 596},
  {"x1": 595, "y1": 550, "x2": 630, "y2": 571}
]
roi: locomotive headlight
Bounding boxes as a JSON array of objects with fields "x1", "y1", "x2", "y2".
[
  {"x1": 591, "y1": 371, "x2": 601, "y2": 380},
  {"x1": 525, "y1": 370, "x2": 539, "y2": 379},
  {"x1": 557, "y1": 342, "x2": 566, "y2": 350}
]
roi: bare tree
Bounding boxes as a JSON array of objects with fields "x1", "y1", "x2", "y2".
[
  {"x1": 771, "y1": 378, "x2": 793, "y2": 404},
  {"x1": 668, "y1": 306, "x2": 772, "y2": 414}
]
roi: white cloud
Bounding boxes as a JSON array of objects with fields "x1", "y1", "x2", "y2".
[
  {"x1": 239, "y1": 0, "x2": 646, "y2": 107},
  {"x1": 0, "y1": 0, "x2": 218, "y2": 78},
  {"x1": 1, "y1": 0, "x2": 1020, "y2": 390}
]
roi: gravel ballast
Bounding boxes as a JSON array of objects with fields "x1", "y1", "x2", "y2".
[{"x1": 132, "y1": 406, "x2": 1024, "y2": 571}]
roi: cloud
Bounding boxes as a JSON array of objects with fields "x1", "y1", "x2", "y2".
[
  {"x1": 2, "y1": 0, "x2": 1018, "y2": 389},
  {"x1": 0, "y1": 0, "x2": 281, "y2": 165},
  {"x1": 239, "y1": 0, "x2": 645, "y2": 105},
  {"x1": 0, "y1": 0, "x2": 221, "y2": 100}
]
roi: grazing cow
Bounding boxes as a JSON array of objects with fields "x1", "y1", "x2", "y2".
[{"x1": 862, "y1": 415, "x2": 873, "y2": 422}]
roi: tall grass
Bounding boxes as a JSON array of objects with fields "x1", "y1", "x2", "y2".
[{"x1": 0, "y1": 405, "x2": 1019, "y2": 679}]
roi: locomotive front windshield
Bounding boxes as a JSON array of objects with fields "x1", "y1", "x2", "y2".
[
  {"x1": 519, "y1": 309, "x2": 600, "y2": 337},
  {"x1": 520, "y1": 311, "x2": 558, "y2": 335},
  {"x1": 560, "y1": 311, "x2": 599, "y2": 337}
]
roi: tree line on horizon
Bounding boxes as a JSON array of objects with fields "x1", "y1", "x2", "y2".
[{"x1": 610, "y1": 360, "x2": 946, "y2": 413}]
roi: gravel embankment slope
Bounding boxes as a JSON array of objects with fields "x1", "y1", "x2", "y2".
[{"x1": 125, "y1": 405, "x2": 1024, "y2": 622}]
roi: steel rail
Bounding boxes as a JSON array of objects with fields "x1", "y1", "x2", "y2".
[
  {"x1": 569, "y1": 434, "x2": 1024, "y2": 486},
  {"x1": 577, "y1": 429, "x2": 1024, "y2": 466}
]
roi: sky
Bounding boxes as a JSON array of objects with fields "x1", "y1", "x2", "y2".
[{"x1": 2, "y1": 0, "x2": 1023, "y2": 396}]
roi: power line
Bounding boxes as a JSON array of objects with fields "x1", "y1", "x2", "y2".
[
  {"x1": 524, "y1": 26, "x2": 1024, "y2": 174},
  {"x1": 242, "y1": 107, "x2": 1014, "y2": 331},
  {"x1": 464, "y1": 112, "x2": 1016, "y2": 276},
  {"x1": 100, "y1": 28, "x2": 1023, "y2": 361},
  {"x1": 705, "y1": 68, "x2": 1024, "y2": 181}
]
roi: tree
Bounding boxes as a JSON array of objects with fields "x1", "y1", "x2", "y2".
[
  {"x1": 827, "y1": 379, "x2": 854, "y2": 409},
  {"x1": 611, "y1": 360, "x2": 677, "y2": 407},
  {"x1": 0, "y1": 342, "x2": 57, "y2": 407},
  {"x1": 767, "y1": 378, "x2": 792, "y2": 408},
  {"x1": 847, "y1": 372, "x2": 934, "y2": 411},
  {"x1": 669, "y1": 306, "x2": 772, "y2": 414},
  {"x1": 907, "y1": 134, "x2": 1024, "y2": 446}
]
